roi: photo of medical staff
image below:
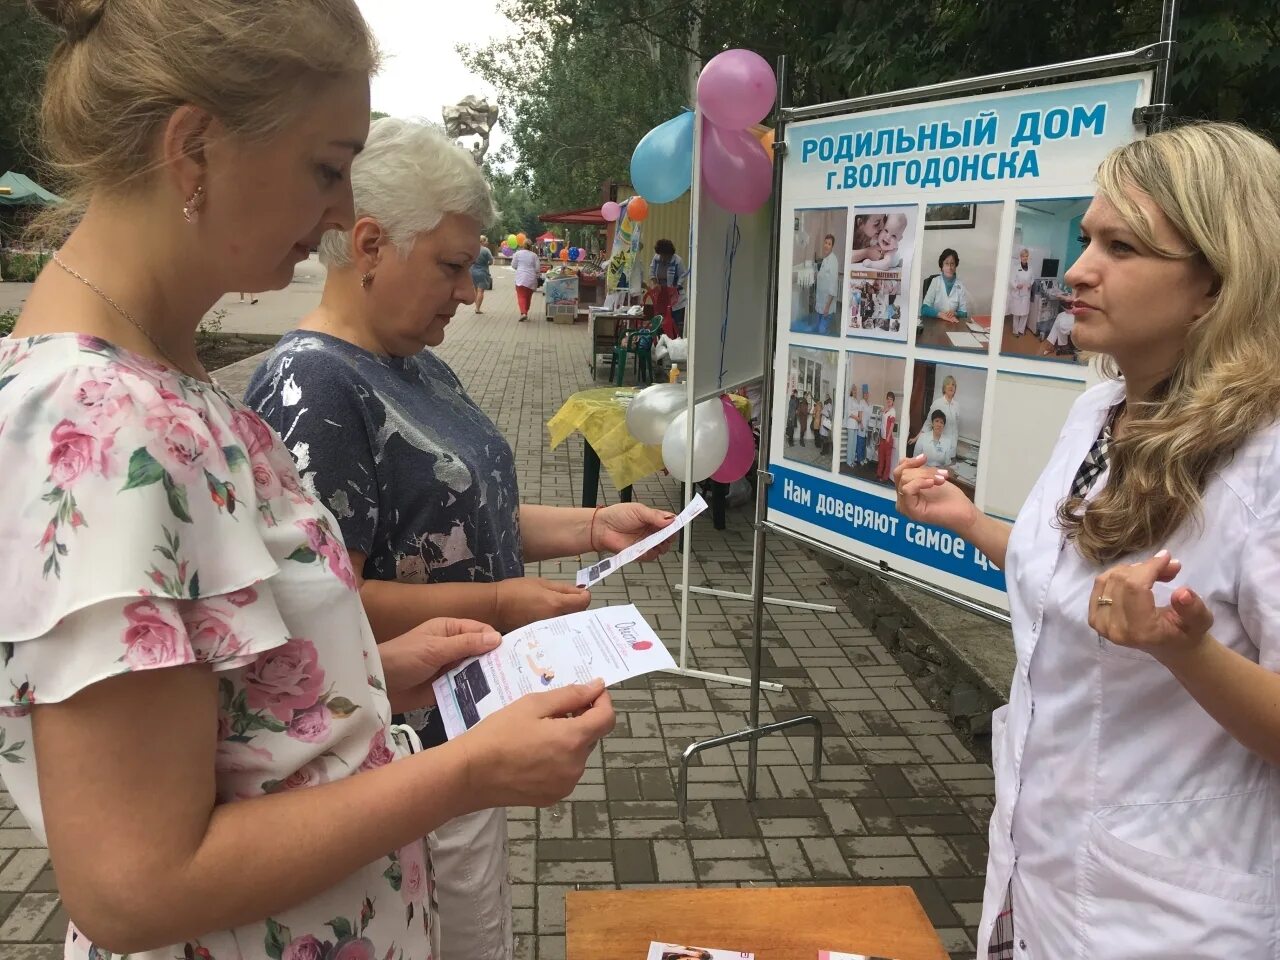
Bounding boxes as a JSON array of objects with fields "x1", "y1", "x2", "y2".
[
  {"x1": 906, "y1": 361, "x2": 988, "y2": 503},
  {"x1": 1001, "y1": 197, "x2": 1090, "y2": 364},
  {"x1": 846, "y1": 204, "x2": 916, "y2": 342},
  {"x1": 790, "y1": 207, "x2": 849, "y2": 337},
  {"x1": 838, "y1": 352, "x2": 906, "y2": 490},
  {"x1": 783, "y1": 345, "x2": 839, "y2": 471},
  {"x1": 916, "y1": 201, "x2": 1003, "y2": 354}
]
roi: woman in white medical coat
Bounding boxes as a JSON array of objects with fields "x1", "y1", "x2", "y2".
[
  {"x1": 1008, "y1": 248, "x2": 1033, "y2": 336},
  {"x1": 895, "y1": 122, "x2": 1280, "y2": 959},
  {"x1": 910, "y1": 375, "x2": 960, "y2": 453},
  {"x1": 921, "y1": 248, "x2": 970, "y2": 322}
]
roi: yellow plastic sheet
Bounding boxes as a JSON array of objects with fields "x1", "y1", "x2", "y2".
[{"x1": 547, "y1": 387, "x2": 752, "y2": 493}]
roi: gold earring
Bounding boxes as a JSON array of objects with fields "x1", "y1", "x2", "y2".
[
  {"x1": 361, "y1": 271, "x2": 374, "y2": 289},
  {"x1": 182, "y1": 185, "x2": 206, "y2": 223}
]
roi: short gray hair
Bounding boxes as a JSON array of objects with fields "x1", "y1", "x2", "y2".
[{"x1": 318, "y1": 117, "x2": 498, "y2": 268}]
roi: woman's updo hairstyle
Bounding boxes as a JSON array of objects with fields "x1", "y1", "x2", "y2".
[{"x1": 30, "y1": 0, "x2": 378, "y2": 199}]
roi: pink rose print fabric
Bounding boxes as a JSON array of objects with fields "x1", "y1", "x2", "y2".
[{"x1": 0, "y1": 336, "x2": 433, "y2": 960}]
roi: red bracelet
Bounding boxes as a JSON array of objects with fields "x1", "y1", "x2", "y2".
[{"x1": 589, "y1": 505, "x2": 604, "y2": 553}]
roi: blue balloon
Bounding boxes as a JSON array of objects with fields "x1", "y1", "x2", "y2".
[{"x1": 630, "y1": 111, "x2": 695, "y2": 205}]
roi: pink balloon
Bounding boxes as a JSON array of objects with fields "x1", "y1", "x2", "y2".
[
  {"x1": 701, "y1": 122, "x2": 773, "y2": 214},
  {"x1": 697, "y1": 49, "x2": 776, "y2": 130},
  {"x1": 601, "y1": 201, "x2": 621, "y2": 222},
  {"x1": 712, "y1": 397, "x2": 756, "y2": 483}
]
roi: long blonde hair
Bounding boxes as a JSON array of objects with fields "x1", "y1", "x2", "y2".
[{"x1": 1057, "y1": 122, "x2": 1280, "y2": 563}]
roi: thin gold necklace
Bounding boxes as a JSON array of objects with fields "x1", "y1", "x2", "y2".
[{"x1": 51, "y1": 254, "x2": 209, "y2": 383}]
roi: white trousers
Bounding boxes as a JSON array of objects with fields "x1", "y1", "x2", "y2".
[
  {"x1": 428, "y1": 806, "x2": 513, "y2": 960},
  {"x1": 1012, "y1": 311, "x2": 1030, "y2": 335}
]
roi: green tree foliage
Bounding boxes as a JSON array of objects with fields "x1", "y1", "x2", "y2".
[
  {"x1": 460, "y1": 1, "x2": 689, "y2": 212},
  {"x1": 464, "y1": 0, "x2": 1279, "y2": 210},
  {"x1": 0, "y1": 4, "x2": 56, "y2": 177},
  {"x1": 486, "y1": 166, "x2": 546, "y2": 241}
]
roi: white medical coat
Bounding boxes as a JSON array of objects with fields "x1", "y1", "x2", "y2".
[
  {"x1": 979, "y1": 379, "x2": 1280, "y2": 959},
  {"x1": 815, "y1": 252, "x2": 840, "y2": 314},
  {"x1": 922, "y1": 273, "x2": 970, "y2": 318},
  {"x1": 912, "y1": 433, "x2": 953, "y2": 467},
  {"x1": 928, "y1": 395, "x2": 960, "y2": 451},
  {"x1": 1008, "y1": 265, "x2": 1033, "y2": 315}
]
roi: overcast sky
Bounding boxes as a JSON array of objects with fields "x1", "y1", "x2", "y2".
[{"x1": 358, "y1": 0, "x2": 516, "y2": 159}]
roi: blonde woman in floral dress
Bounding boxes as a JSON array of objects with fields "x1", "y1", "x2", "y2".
[{"x1": 0, "y1": 3, "x2": 614, "y2": 960}]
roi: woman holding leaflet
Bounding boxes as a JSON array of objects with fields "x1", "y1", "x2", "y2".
[
  {"x1": 0, "y1": 4, "x2": 615, "y2": 960},
  {"x1": 895, "y1": 122, "x2": 1280, "y2": 958},
  {"x1": 246, "y1": 118, "x2": 673, "y2": 960}
]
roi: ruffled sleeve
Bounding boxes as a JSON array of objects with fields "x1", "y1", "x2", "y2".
[
  {"x1": 3, "y1": 583, "x2": 292, "y2": 705},
  {"x1": 0, "y1": 341, "x2": 281, "y2": 650}
]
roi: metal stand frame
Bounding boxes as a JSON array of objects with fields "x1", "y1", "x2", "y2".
[
  {"x1": 678, "y1": 57, "x2": 822, "y2": 820},
  {"x1": 675, "y1": 6, "x2": 1181, "y2": 820}
]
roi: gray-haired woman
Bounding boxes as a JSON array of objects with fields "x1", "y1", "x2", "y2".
[{"x1": 245, "y1": 118, "x2": 673, "y2": 960}]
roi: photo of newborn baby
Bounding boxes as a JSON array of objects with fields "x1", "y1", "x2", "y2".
[{"x1": 846, "y1": 205, "x2": 917, "y2": 343}]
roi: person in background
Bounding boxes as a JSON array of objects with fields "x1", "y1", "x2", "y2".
[
  {"x1": 1040, "y1": 309, "x2": 1078, "y2": 356},
  {"x1": 819, "y1": 394, "x2": 833, "y2": 455},
  {"x1": 844, "y1": 385, "x2": 862, "y2": 468},
  {"x1": 810, "y1": 394, "x2": 824, "y2": 449},
  {"x1": 238, "y1": 291, "x2": 258, "y2": 304},
  {"x1": 786, "y1": 388, "x2": 798, "y2": 445},
  {"x1": 895, "y1": 121, "x2": 1280, "y2": 958},
  {"x1": 1008, "y1": 247, "x2": 1033, "y2": 337},
  {"x1": 246, "y1": 118, "x2": 673, "y2": 960},
  {"x1": 511, "y1": 239, "x2": 539, "y2": 321},
  {"x1": 876, "y1": 390, "x2": 898, "y2": 482},
  {"x1": 814, "y1": 233, "x2": 839, "y2": 334},
  {"x1": 649, "y1": 238, "x2": 687, "y2": 334},
  {"x1": 471, "y1": 234, "x2": 494, "y2": 314},
  {"x1": 921, "y1": 248, "x2": 970, "y2": 323},
  {"x1": 796, "y1": 391, "x2": 811, "y2": 446},
  {"x1": 0, "y1": 4, "x2": 614, "y2": 960},
  {"x1": 912, "y1": 409, "x2": 953, "y2": 467},
  {"x1": 854, "y1": 383, "x2": 873, "y2": 465},
  {"x1": 911, "y1": 374, "x2": 960, "y2": 453}
]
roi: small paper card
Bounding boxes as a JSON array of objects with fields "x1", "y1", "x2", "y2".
[
  {"x1": 818, "y1": 951, "x2": 899, "y2": 959},
  {"x1": 576, "y1": 494, "x2": 707, "y2": 588},
  {"x1": 432, "y1": 605, "x2": 675, "y2": 739},
  {"x1": 645, "y1": 944, "x2": 754, "y2": 960}
]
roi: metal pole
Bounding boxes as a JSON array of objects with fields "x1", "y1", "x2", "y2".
[
  {"x1": 1152, "y1": 0, "x2": 1181, "y2": 130},
  {"x1": 745, "y1": 54, "x2": 792, "y2": 800},
  {"x1": 673, "y1": 55, "x2": 824, "y2": 820},
  {"x1": 677, "y1": 109, "x2": 705, "y2": 673}
]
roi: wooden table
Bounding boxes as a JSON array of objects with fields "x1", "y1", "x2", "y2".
[
  {"x1": 565, "y1": 886, "x2": 949, "y2": 960},
  {"x1": 917, "y1": 313, "x2": 991, "y2": 352}
]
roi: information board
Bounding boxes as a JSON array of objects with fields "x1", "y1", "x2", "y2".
[{"x1": 767, "y1": 73, "x2": 1149, "y2": 610}]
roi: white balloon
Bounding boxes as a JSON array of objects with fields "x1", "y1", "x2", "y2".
[
  {"x1": 626, "y1": 383, "x2": 688, "y2": 445},
  {"x1": 662, "y1": 398, "x2": 730, "y2": 482}
]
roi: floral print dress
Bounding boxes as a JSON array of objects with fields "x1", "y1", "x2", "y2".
[{"x1": 0, "y1": 335, "x2": 434, "y2": 960}]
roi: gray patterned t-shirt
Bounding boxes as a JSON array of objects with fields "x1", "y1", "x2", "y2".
[{"x1": 245, "y1": 331, "x2": 524, "y2": 590}]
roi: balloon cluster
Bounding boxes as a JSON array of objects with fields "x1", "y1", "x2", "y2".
[
  {"x1": 622, "y1": 50, "x2": 776, "y2": 218},
  {"x1": 626, "y1": 385, "x2": 755, "y2": 484},
  {"x1": 558, "y1": 247, "x2": 590, "y2": 262}
]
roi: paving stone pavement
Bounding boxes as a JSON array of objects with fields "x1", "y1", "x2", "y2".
[{"x1": 2, "y1": 272, "x2": 992, "y2": 960}]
